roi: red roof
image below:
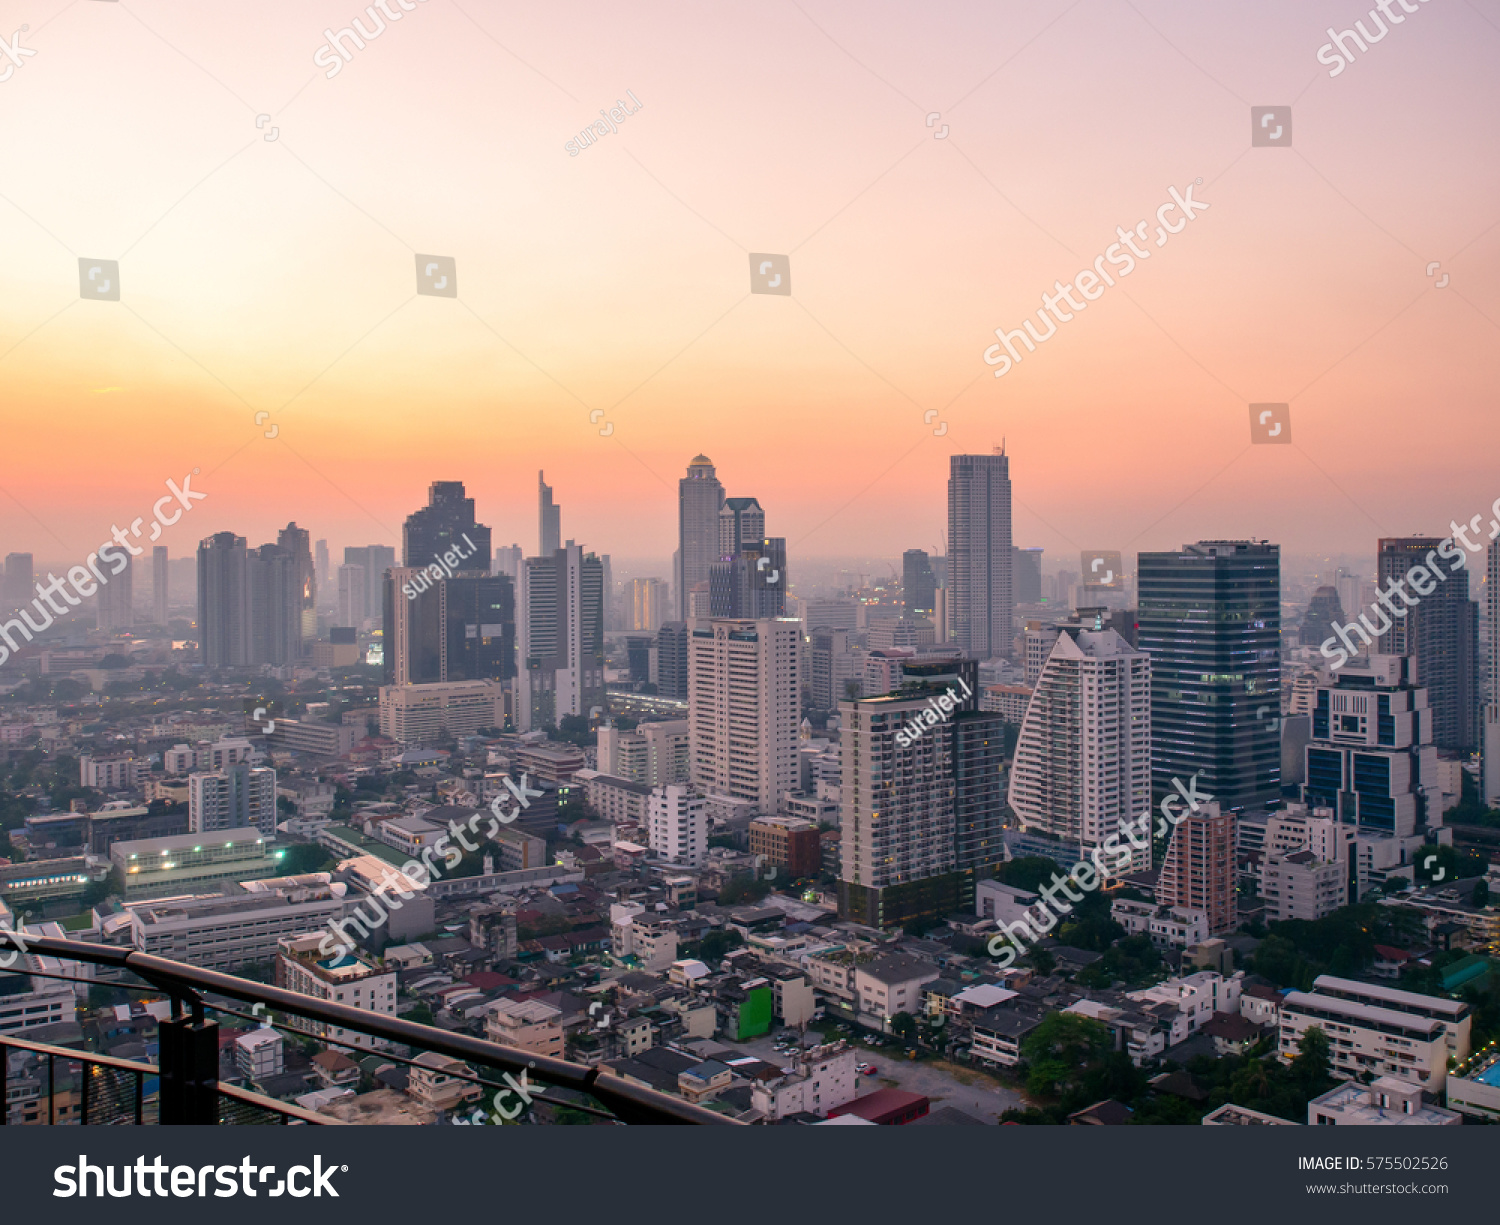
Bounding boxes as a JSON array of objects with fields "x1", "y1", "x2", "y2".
[
  {"x1": 1373, "y1": 944, "x2": 1415, "y2": 962},
  {"x1": 827, "y1": 1088, "x2": 929, "y2": 1124}
]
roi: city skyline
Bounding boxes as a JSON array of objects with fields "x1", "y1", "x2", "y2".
[{"x1": 3, "y1": 3, "x2": 1498, "y2": 566}]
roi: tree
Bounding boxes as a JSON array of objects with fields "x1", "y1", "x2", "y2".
[
  {"x1": 1291, "y1": 1026, "x2": 1333, "y2": 1095},
  {"x1": 689, "y1": 929, "x2": 743, "y2": 965},
  {"x1": 1474, "y1": 879, "x2": 1490, "y2": 908},
  {"x1": 276, "y1": 843, "x2": 335, "y2": 875},
  {"x1": 890, "y1": 1011, "x2": 918, "y2": 1043},
  {"x1": 1020, "y1": 1012, "x2": 1111, "y2": 1102}
]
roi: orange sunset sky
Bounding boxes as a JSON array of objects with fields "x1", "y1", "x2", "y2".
[{"x1": 2, "y1": 0, "x2": 1499, "y2": 573}]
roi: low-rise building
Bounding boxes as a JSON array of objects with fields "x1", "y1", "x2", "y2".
[
  {"x1": 1261, "y1": 849, "x2": 1346, "y2": 922},
  {"x1": 485, "y1": 998, "x2": 565, "y2": 1058},
  {"x1": 407, "y1": 1053, "x2": 483, "y2": 1113},
  {"x1": 854, "y1": 952, "x2": 940, "y2": 1030},
  {"x1": 1280, "y1": 991, "x2": 1448, "y2": 1090},
  {"x1": 112, "y1": 828, "x2": 278, "y2": 899},
  {"x1": 750, "y1": 1040, "x2": 858, "y2": 1120},
  {"x1": 234, "y1": 1028, "x2": 285, "y2": 1084},
  {"x1": 1111, "y1": 898, "x2": 1209, "y2": 949},
  {"x1": 748, "y1": 815, "x2": 822, "y2": 879},
  {"x1": 277, "y1": 933, "x2": 397, "y2": 1052},
  {"x1": 1308, "y1": 1077, "x2": 1461, "y2": 1126},
  {"x1": 1308, "y1": 975, "x2": 1470, "y2": 1061}
]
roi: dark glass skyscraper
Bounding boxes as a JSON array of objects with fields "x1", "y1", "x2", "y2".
[
  {"x1": 1376, "y1": 536, "x2": 1478, "y2": 752},
  {"x1": 403, "y1": 481, "x2": 492, "y2": 572},
  {"x1": 902, "y1": 548, "x2": 937, "y2": 615},
  {"x1": 1137, "y1": 540, "x2": 1281, "y2": 819},
  {"x1": 198, "y1": 532, "x2": 248, "y2": 668},
  {"x1": 382, "y1": 573, "x2": 514, "y2": 686},
  {"x1": 1012, "y1": 546, "x2": 1043, "y2": 605},
  {"x1": 656, "y1": 621, "x2": 689, "y2": 699}
]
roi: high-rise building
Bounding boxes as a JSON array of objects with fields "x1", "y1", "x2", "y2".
[
  {"x1": 1013, "y1": 546, "x2": 1044, "y2": 605},
  {"x1": 1008, "y1": 626, "x2": 1152, "y2": 867},
  {"x1": 1375, "y1": 537, "x2": 1478, "y2": 752},
  {"x1": 656, "y1": 621, "x2": 689, "y2": 699},
  {"x1": 631, "y1": 578, "x2": 669, "y2": 632},
  {"x1": 809, "y1": 628, "x2": 865, "y2": 711},
  {"x1": 2, "y1": 553, "x2": 33, "y2": 610},
  {"x1": 516, "y1": 543, "x2": 604, "y2": 731},
  {"x1": 710, "y1": 537, "x2": 787, "y2": 619},
  {"x1": 1302, "y1": 653, "x2": 1440, "y2": 838},
  {"x1": 152, "y1": 546, "x2": 169, "y2": 626},
  {"x1": 947, "y1": 449, "x2": 1013, "y2": 660},
  {"x1": 903, "y1": 549, "x2": 937, "y2": 616},
  {"x1": 1137, "y1": 540, "x2": 1281, "y2": 819},
  {"x1": 277, "y1": 522, "x2": 316, "y2": 649},
  {"x1": 246, "y1": 544, "x2": 302, "y2": 666},
  {"x1": 718, "y1": 497, "x2": 765, "y2": 558},
  {"x1": 337, "y1": 564, "x2": 367, "y2": 629},
  {"x1": 647, "y1": 784, "x2": 707, "y2": 866},
  {"x1": 688, "y1": 617, "x2": 799, "y2": 813},
  {"x1": 403, "y1": 481, "x2": 491, "y2": 573},
  {"x1": 383, "y1": 571, "x2": 514, "y2": 688},
  {"x1": 538, "y1": 472, "x2": 561, "y2": 558},
  {"x1": 345, "y1": 545, "x2": 395, "y2": 632},
  {"x1": 493, "y1": 544, "x2": 523, "y2": 586},
  {"x1": 189, "y1": 762, "x2": 277, "y2": 837},
  {"x1": 1157, "y1": 800, "x2": 1237, "y2": 935},
  {"x1": 198, "y1": 532, "x2": 249, "y2": 669},
  {"x1": 97, "y1": 555, "x2": 134, "y2": 630},
  {"x1": 1300, "y1": 586, "x2": 1345, "y2": 647},
  {"x1": 1488, "y1": 541, "x2": 1500, "y2": 805},
  {"x1": 837, "y1": 658, "x2": 989, "y2": 928},
  {"x1": 315, "y1": 539, "x2": 330, "y2": 591},
  {"x1": 677, "y1": 455, "x2": 725, "y2": 621}
]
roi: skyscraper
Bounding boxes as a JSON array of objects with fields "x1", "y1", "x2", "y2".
[
  {"x1": 403, "y1": 481, "x2": 492, "y2": 572},
  {"x1": 688, "y1": 617, "x2": 799, "y2": 814},
  {"x1": 383, "y1": 571, "x2": 515, "y2": 688},
  {"x1": 1137, "y1": 540, "x2": 1281, "y2": 819},
  {"x1": 538, "y1": 472, "x2": 561, "y2": 558},
  {"x1": 656, "y1": 621, "x2": 689, "y2": 699},
  {"x1": 493, "y1": 544, "x2": 523, "y2": 585},
  {"x1": 709, "y1": 538, "x2": 787, "y2": 619},
  {"x1": 1375, "y1": 536, "x2": 1478, "y2": 752},
  {"x1": 2, "y1": 553, "x2": 32, "y2": 610},
  {"x1": 246, "y1": 543, "x2": 302, "y2": 666},
  {"x1": 337, "y1": 564, "x2": 367, "y2": 629},
  {"x1": 346, "y1": 545, "x2": 396, "y2": 633},
  {"x1": 516, "y1": 543, "x2": 604, "y2": 731},
  {"x1": 97, "y1": 556, "x2": 134, "y2": 630},
  {"x1": 631, "y1": 577, "x2": 669, "y2": 632},
  {"x1": 1299, "y1": 586, "x2": 1345, "y2": 647},
  {"x1": 315, "y1": 539, "x2": 330, "y2": 591},
  {"x1": 837, "y1": 657, "x2": 993, "y2": 927},
  {"x1": 677, "y1": 455, "x2": 725, "y2": 620},
  {"x1": 152, "y1": 546, "x2": 169, "y2": 626},
  {"x1": 947, "y1": 449, "x2": 1014, "y2": 659},
  {"x1": 718, "y1": 497, "x2": 765, "y2": 558},
  {"x1": 1303, "y1": 653, "x2": 1439, "y2": 838},
  {"x1": 198, "y1": 533, "x2": 249, "y2": 668},
  {"x1": 903, "y1": 549, "x2": 937, "y2": 617},
  {"x1": 277, "y1": 522, "x2": 316, "y2": 650},
  {"x1": 1488, "y1": 541, "x2": 1500, "y2": 805},
  {"x1": 1008, "y1": 626, "x2": 1152, "y2": 867},
  {"x1": 1012, "y1": 546, "x2": 1044, "y2": 605}
]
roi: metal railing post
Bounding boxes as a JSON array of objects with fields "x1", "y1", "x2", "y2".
[{"x1": 158, "y1": 1014, "x2": 220, "y2": 1125}]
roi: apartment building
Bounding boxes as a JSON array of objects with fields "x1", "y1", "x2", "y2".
[
  {"x1": 276, "y1": 934, "x2": 396, "y2": 1052},
  {"x1": 189, "y1": 763, "x2": 277, "y2": 837},
  {"x1": 1308, "y1": 975, "x2": 1471, "y2": 1061},
  {"x1": 484, "y1": 998, "x2": 565, "y2": 1057},
  {"x1": 1261, "y1": 849, "x2": 1347, "y2": 922},
  {"x1": 647, "y1": 785, "x2": 707, "y2": 867},
  {"x1": 1280, "y1": 991, "x2": 1449, "y2": 1089},
  {"x1": 688, "y1": 617, "x2": 800, "y2": 815},
  {"x1": 597, "y1": 719, "x2": 690, "y2": 786},
  {"x1": 748, "y1": 815, "x2": 821, "y2": 879},
  {"x1": 378, "y1": 679, "x2": 506, "y2": 744}
]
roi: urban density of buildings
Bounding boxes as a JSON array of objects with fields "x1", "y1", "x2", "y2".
[{"x1": 1, "y1": 445, "x2": 1496, "y2": 1136}]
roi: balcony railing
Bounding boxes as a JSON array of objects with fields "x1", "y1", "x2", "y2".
[{"x1": 1, "y1": 934, "x2": 738, "y2": 1126}]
